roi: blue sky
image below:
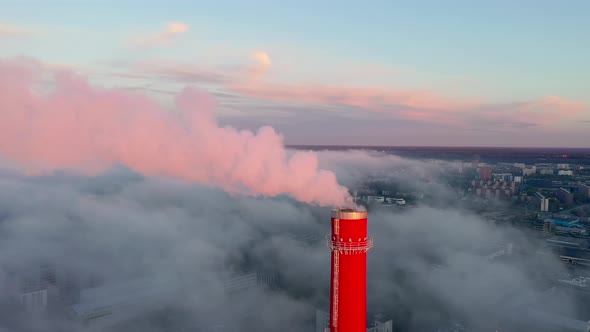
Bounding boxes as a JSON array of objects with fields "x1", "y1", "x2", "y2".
[{"x1": 1, "y1": 0, "x2": 589, "y2": 146}]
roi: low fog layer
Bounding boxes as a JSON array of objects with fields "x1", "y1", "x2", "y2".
[{"x1": 0, "y1": 154, "x2": 576, "y2": 331}]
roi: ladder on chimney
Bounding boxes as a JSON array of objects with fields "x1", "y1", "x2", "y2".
[{"x1": 332, "y1": 219, "x2": 340, "y2": 331}]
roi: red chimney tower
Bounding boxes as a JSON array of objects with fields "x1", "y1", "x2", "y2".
[{"x1": 328, "y1": 208, "x2": 373, "y2": 332}]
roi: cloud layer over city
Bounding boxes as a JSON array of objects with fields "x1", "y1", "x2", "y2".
[{"x1": 0, "y1": 151, "x2": 576, "y2": 331}]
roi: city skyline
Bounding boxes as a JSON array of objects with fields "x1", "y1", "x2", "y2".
[{"x1": 1, "y1": 0, "x2": 589, "y2": 147}]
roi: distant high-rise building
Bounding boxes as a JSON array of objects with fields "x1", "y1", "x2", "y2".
[
  {"x1": 533, "y1": 192, "x2": 549, "y2": 212},
  {"x1": 558, "y1": 170, "x2": 573, "y2": 176},
  {"x1": 367, "y1": 320, "x2": 393, "y2": 332},
  {"x1": 578, "y1": 183, "x2": 590, "y2": 198},
  {"x1": 556, "y1": 188, "x2": 574, "y2": 205},
  {"x1": 472, "y1": 155, "x2": 480, "y2": 168},
  {"x1": 542, "y1": 220, "x2": 553, "y2": 237},
  {"x1": 316, "y1": 310, "x2": 330, "y2": 332},
  {"x1": 70, "y1": 276, "x2": 177, "y2": 330},
  {"x1": 13, "y1": 262, "x2": 80, "y2": 314},
  {"x1": 479, "y1": 167, "x2": 492, "y2": 181},
  {"x1": 539, "y1": 168, "x2": 554, "y2": 175},
  {"x1": 316, "y1": 310, "x2": 393, "y2": 332},
  {"x1": 557, "y1": 164, "x2": 570, "y2": 170},
  {"x1": 523, "y1": 166, "x2": 537, "y2": 176},
  {"x1": 17, "y1": 263, "x2": 57, "y2": 313},
  {"x1": 492, "y1": 173, "x2": 513, "y2": 182}
]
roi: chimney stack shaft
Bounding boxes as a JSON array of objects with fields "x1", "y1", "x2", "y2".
[{"x1": 328, "y1": 209, "x2": 372, "y2": 332}]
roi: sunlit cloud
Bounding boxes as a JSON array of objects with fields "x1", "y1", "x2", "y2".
[
  {"x1": 226, "y1": 80, "x2": 585, "y2": 129},
  {"x1": 471, "y1": 96, "x2": 585, "y2": 129},
  {"x1": 132, "y1": 22, "x2": 189, "y2": 49},
  {"x1": 0, "y1": 23, "x2": 31, "y2": 39},
  {"x1": 166, "y1": 22, "x2": 188, "y2": 34},
  {"x1": 42, "y1": 62, "x2": 82, "y2": 73},
  {"x1": 0, "y1": 57, "x2": 354, "y2": 207},
  {"x1": 227, "y1": 81, "x2": 471, "y2": 114},
  {"x1": 109, "y1": 51, "x2": 272, "y2": 85},
  {"x1": 248, "y1": 51, "x2": 272, "y2": 80},
  {"x1": 252, "y1": 51, "x2": 271, "y2": 67},
  {"x1": 129, "y1": 60, "x2": 228, "y2": 84},
  {"x1": 106, "y1": 52, "x2": 587, "y2": 133}
]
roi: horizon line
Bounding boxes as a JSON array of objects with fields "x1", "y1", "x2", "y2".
[{"x1": 286, "y1": 144, "x2": 590, "y2": 150}]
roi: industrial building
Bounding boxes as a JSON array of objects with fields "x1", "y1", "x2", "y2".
[
  {"x1": 9, "y1": 263, "x2": 80, "y2": 315},
  {"x1": 366, "y1": 196, "x2": 385, "y2": 203},
  {"x1": 546, "y1": 217, "x2": 582, "y2": 228},
  {"x1": 543, "y1": 216, "x2": 588, "y2": 237},
  {"x1": 555, "y1": 226, "x2": 588, "y2": 237},
  {"x1": 543, "y1": 235, "x2": 590, "y2": 268},
  {"x1": 545, "y1": 235, "x2": 590, "y2": 250},
  {"x1": 366, "y1": 196, "x2": 407, "y2": 206},
  {"x1": 557, "y1": 187, "x2": 574, "y2": 205},
  {"x1": 68, "y1": 276, "x2": 178, "y2": 330},
  {"x1": 385, "y1": 197, "x2": 405, "y2": 205},
  {"x1": 316, "y1": 309, "x2": 393, "y2": 332},
  {"x1": 18, "y1": 264, "x2": 56, "y2": 313}
]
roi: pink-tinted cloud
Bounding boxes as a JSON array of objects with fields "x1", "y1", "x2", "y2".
[
  {"x1": 128, "y1": 60, "x2": 229, "y2": 83},
  {"x1": 0, "y1": 57, "x2": 354, "y2": 208},
  {"x1": 523, "y1": 96, "x2": 584, "y2": 123},
  {"x1": 112, "y1": 54, "x2": 586, "y2": 130},
  {"x1": 111, "y1": 52, "x2": 272, "y2": 85},
  {"x1": 227, "y1": 79, "x2": 585, "y2": 129},
  {"x1": 252, "y1": 51, "x2": 271, "y2": 67},
  {"x1": 228, "y1": 81, "x2": 471, "y2": 117},
  {"x1": 132, "y1": 22, "x2": 189, "y2": 49},
  {"x1": 248, "y1": 51, "x2": 272, "y2": 80},
  {"x1": 0, "y1": 24, "x2": 30, "y2": 38},
  {"x1": 471, "y1": 96, "x2": 585, "y2": 129}
]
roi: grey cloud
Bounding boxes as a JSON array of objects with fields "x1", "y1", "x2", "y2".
[{"x1": 0, "y1": 152, "x2": 578, "y2": 331}]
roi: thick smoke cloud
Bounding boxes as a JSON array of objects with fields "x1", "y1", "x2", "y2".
[
  {"x1": 315, "y1": 150, "x2": 464, "y2": 206},
  {"x1": 315, "y1": 150, "x2": 446, "y2": 189},
  {"x1": 0, "y1": 166, "x2": 329, "y2": 331},
  {"x1": 0, "y1": 154, "x2": 578, "y2": 332},
  {"x1": 0, "y1": 57, "x2": 353, "y2": 208}
]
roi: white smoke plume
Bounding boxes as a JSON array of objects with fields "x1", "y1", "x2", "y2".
[{"x1": 0, "y1": 57, "x2": 354, "y2": 208}]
